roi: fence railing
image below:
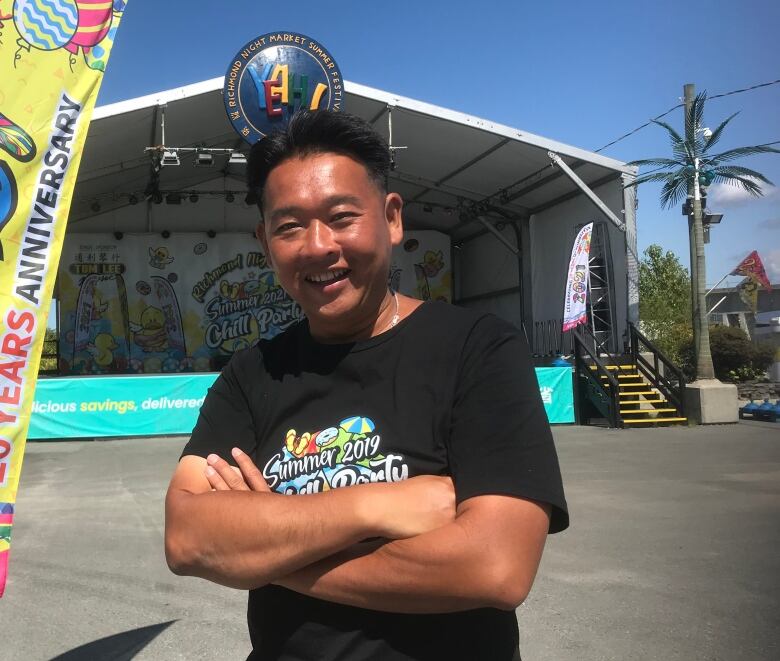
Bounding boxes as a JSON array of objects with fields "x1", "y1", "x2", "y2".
[
  {"x1": 573, "y1": 327, "x2": 622, "y2": 428},
  {"x1": 532, "y1": 319, "x2": 574, "y2": 355},
  {"x1": 628, "y1": 323, "x2": 686, "y2": 416}
]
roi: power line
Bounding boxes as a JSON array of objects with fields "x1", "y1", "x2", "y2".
[{"x1": 594, "y1": 78, "x2": 780, "y2": 154}]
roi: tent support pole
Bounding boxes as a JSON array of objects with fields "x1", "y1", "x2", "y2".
[{"x1": 548, "y1": 151, "x2": 625, "y2": 232}]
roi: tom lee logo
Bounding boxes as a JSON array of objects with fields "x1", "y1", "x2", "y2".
[{"x1": 223, "y1": 32, "x2": 343, "y2": 144}]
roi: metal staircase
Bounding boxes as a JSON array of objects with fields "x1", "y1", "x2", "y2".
[{"x1": 573, "y1": 323, "x2": 688, "y2": 428}]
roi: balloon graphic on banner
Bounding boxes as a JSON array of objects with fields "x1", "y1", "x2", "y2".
[
  {"x1": 64, "y1": 0, "x2": 112, "y2": 57},
  {"x1": 84, "y1": 18, "x2": 116, "y2": 71},
  {"x1": 0, "y1": 111, "x2": 37, "y2": 162},
  {"x1": 12, "y1": 0, "x2": 79, "y2": 67},
  {"x1": 0, "y1": 0, "x2": 12, "y2": 44}
]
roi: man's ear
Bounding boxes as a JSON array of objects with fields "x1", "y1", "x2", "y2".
[
  {"x1": 385, "y1": 192, "x2": 404, "y2": 247},
  {"x1": 255, "y1": 222, "x2": 273, "y2": 269}
]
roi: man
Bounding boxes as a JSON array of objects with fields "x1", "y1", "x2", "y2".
[{"x1": 165, "y1": 110, "x2": 568, "y2": 660}]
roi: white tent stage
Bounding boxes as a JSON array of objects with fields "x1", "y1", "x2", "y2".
[{"x1": 66, "y1": 77, "x2": 639, "y2": 356}]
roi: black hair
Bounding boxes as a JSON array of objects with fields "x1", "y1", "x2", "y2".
[{"x1": 246, "y1": 111, "x2": 391, "y2": 211}]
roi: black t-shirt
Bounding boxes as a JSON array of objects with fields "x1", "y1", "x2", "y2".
[{"x1": 183, "y1": 301, "x2": 568, "y2": 661}]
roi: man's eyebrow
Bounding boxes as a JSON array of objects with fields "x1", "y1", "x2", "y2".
[{"x1": 268, "y1": 195, "x2": 364, "y2": 223}]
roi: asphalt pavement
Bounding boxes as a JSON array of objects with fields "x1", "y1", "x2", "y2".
[{"x1": 1, "y1": 421, "x2": 778, "y2": 660}]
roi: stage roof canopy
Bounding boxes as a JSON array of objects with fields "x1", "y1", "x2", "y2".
[{"x1": 72, "y1": 78, "x2": 635, "y2": 240}]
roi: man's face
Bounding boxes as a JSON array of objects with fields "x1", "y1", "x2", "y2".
[{"x1": 257, "y1": 152, "x2": 403, "y2": 335}]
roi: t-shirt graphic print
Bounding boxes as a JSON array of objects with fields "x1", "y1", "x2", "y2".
[{"x1": 263, "y1": 416, "x2": 409, "y2": 495}]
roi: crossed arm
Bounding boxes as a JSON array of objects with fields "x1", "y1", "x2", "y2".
[{"x1": 165, "y1": 448, "x2": 551, "y2": 613}]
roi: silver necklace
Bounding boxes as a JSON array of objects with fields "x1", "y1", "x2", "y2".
[{"x1": 385, "y1": 291, "x2": 400, "y2": 331}]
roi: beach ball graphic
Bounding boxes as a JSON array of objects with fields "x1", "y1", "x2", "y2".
[
  {"x1": 65, "y1": 0, "x2": 112, "y2": 54},
  {"x1": 13, "y1": 0, "x2": 79, "y2": 51}
]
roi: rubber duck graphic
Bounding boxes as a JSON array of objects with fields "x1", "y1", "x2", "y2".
[
  {"x1": 87, "y1": 333, "x2": 117, "y2": 368},
  {"x1": 420, "y1": 250, "x2": 445, "y2": 278},
  {"x1": 131, "y1": 306, "x2": 168, "y2": 352},
  {"x1": 148, "y1": 246, "x2": 174, "y2": 270}
]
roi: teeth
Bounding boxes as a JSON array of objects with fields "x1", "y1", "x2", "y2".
[{"x1": 307, "y1": 269, "x2": 348, "y2": 283}]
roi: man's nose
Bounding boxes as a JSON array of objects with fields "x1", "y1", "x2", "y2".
[{"x1": 300, "y1": 220, "x2": 337, "y2": 258}]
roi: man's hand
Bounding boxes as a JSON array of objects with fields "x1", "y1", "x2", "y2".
[
  {"x1": 367, "y1": 476, "x2": 456, "y2": 539},
  {"x1": 202, "y1": 449, "x2": 455, "y2": 540},
  {"x1": 204, "y1": 448, "x2": 271, "y2": 492}
]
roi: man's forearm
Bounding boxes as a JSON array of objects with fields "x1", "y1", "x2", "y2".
[
  {"x1": 276, "y1": 507, "x2": 542, "y2": 613},
  {"x1": 165, "y1": 486, "x2": 380, "y2": 590},
  {"x1": 165, "y1": 453, "x2": 455, "y2": 591}
]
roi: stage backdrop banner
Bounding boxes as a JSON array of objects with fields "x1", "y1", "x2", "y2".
[
  {"x1": 29, "y1": 374, "x2": 216, "y2": 439},
  {"x1": 29, "y1": 367, "x2": 572, "y2": 439},
  {"x1": 535, "y1": 367, "x2": 575, "y2": 424},
  {"x1": 0, "y1": 1, "x2": 130, "y2": 596},
  {"x1": 57, "y1": 231, "x2": 452, "y2": 375},
  {"x1": 562, "y1": 223, "x2": 593, "y2": 332}
]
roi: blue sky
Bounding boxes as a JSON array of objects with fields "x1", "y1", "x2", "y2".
[{"x1": 97, "y1": 0, "x2": 780, "y2": 287}]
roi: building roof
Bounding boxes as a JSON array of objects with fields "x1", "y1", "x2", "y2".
[{"x1": 71, "y1": 77, "x2": 635, "y2": 237}]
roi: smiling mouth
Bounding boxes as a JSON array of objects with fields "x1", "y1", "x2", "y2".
[{"x1": 305, "y1": 269, "x2": 351, "y2": 285}]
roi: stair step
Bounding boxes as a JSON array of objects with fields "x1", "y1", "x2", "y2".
[
  {"x1": 619, "y1": 383, "x2": 654, "y2": 388},
  {"x1": 619, "y1": 391, "x2": 657, "y2": 396},
  {"x1": 589, "y1": 365, "x2": 634, "y2": 370},
  {"x1": 600, "y1": 374, "x2": 642, "y2": 380},
  {"x1": 620, "y1": 408, "x2": 678, "y2": 415},
  {"x1": 620, "y1": 398, "x2": 667, "y2": 404},
  {"x1": 623, "y1": 417, "x2": 688, "y2": 425}
]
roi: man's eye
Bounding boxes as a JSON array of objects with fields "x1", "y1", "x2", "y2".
[
  {"x1": 275, "y1": 222, "x2": 299, "y2": 233},
  {"x1": 331, "y1": 212, "x2": 357, "y2": 223}
]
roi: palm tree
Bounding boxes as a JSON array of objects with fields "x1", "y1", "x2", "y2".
[{"x1": 626, "y1": 89, "x2": 778, "y2": 380}]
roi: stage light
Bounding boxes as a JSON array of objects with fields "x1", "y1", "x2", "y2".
[
  {"x1": 161, "y1": 230, "x2": 171, "y2": 239},
  {"x1": 114, "y1": 231, "x2": 123, "y2": 240},
  {"x1": 207, "y1": 230, "x2": 216, "y2": 238},
  {"x1": 91, "y1": 201, "x2": 101, "y2": 213},
  {"x1": 228, "y1": 151, "x2": 247, "y2": 165},
  {"x1": 166, "y1": 192, "x2": 182, "y2": 205},
  {"x1": 161, "y1": 150, "x2": 180, "y2": 166},
  {"x1": 128, "y1": 194, "x2": 139, "y2": 205},
  {"x1": 225, "y1": 192, "x2": 235, "y2": 203},
  {"x1": 189, "y1": 193, "x2": 199, "y2": 203},
  {"x1": 194, "y1": 151, "x2": 214, "y2": 167}
]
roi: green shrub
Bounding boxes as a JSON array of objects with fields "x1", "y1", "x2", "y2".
[{"x1": 683, "y1": 325, "x2": 774, "y2": 381}]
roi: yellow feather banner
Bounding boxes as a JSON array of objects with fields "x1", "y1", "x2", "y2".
[{"x1": 0, "y1": 0, "x2": 130, "y2": 596}]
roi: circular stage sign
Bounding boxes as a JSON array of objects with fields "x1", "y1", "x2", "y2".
[{"x1": 223, "y1": 32, "x2": 344, "y2": 145}]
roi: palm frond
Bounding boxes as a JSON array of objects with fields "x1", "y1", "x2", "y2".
[
  {"x1": 710, "y1": 174, "x2": 765, "y2": 197},
  {"x1": 711, "y1": 165, "x2": 773, "y2": 186},
  {"x1": 685, "y1": 92, "x2": 707, "y2": 148},
  {"x1": 708, "y1": 144, "x2": 780, "y2": 165},
  {"x1": 627, "y1": 171, "x2": 680, "y2": 187},
  {"x1": 659, "y1": 176, "x2": 690, "y2": 208},
  {"x1": 703, "y1": 113, "x2": 738, "y2": 153},
  {"x1": 652, "y1": 119, "x2": 688, "y2": 152}
]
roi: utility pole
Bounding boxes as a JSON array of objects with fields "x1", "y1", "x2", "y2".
[{"x1": 683, "y1": 83, "x2": 716, "y2": 380}]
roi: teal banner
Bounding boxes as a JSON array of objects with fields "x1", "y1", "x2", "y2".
[
  {"x1": 28, "y1": 367, "x2": 574, "y2": 439},
  {"x1": 535, "y1": 367, "x2": 575, "y2": 424},
  {"x1": 28, "y1": 374, "x2": 218, "y2": 439}
]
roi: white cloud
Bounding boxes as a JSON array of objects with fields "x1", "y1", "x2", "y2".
[
  {"x1": 757, "y1": 217, "x2": 780, "y2": 230},
  {"x1": 765, "y1": 249, "x2": 780, "y2": 284},
  {"x1": 709, "y1": 182, "x2": 777, "y2": 208}
]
